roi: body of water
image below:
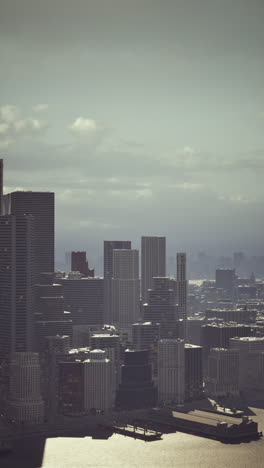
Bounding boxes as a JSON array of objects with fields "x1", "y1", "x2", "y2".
[{"x1": 2, "y1": 407, "x2": 264, "y2": 468}]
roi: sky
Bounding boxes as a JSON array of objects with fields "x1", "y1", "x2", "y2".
[{"x1": 1, "y1": 0, "x2": 264, "y2": 266}]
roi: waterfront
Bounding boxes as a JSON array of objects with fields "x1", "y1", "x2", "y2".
[{"x1": 1, "y1": 407, "x2": 264, "y2": 468}]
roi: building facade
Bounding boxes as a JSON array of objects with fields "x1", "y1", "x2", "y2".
[{"x1": 141, "y1": 236, "x2": 166, "y2": 304}]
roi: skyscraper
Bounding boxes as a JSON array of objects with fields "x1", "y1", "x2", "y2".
[
  {"x1": 112, "y1": 249, "x2": 140, "y2": 334},
  {"x1": 177, "y1": 253, "x2": 187, "y2": 339},
  {"x1": 71, "y1": 251, "x2": 94, "y2": 277},
  {"x1": 4, "y1": 191, "x2": 54, "y2": 280},
  {"x1": 0, "y1": 159, "x2": 3, "y2": 215},
  {"x1": 141, "y1": 236, "x2": 166, "y2": 304},
  {"x1": 104, "y1": 240, "x2": 131, "y2": 323},
  {"x1": 0, "y1": 214, "x2": 36, "y2": 359},
  {"x1": 157, "y1": 339, "x2": 185, "y2": 406}
]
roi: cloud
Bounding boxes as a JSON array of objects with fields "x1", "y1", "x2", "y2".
[
  {"x1": 172, "y1": 182, "x2": 205, "y2": 191},
  {"x1": 69, "y1": 117, "x2": 98, "y2": 136},
  {"x1": 0, "y1": 105, "x2": 19, "y2": 123},
  {"x1": 32, "y1": 104, "x2": 49, "y2": 112},
  {"x1": 0, "y1": 105, "x2": 49, "y2": 147}
]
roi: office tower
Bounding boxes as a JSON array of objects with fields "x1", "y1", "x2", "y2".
[
  {"x1": 230, "y1": 337, "x2": 264, "y2": 394},
  {"x1": 116, "y1": 349, "x2": 157, "y2": 409},
  {"x1": 0, "y1": 214, "x2": 36, "y2": 359},
  {"x1": 58, "y1": 361, "x2": 84, "y2": 414},
  {"x1": 90, "y1": 333, "x2": 120, "y2": 390},
  {"x1": 202, "y1": 322, "x2": 255, "y2": 351},
  {"x1": 141, "y1": 236, "x2": 166, "y2": 304},
  {"x1": 8, "y1": 353, "x2": 44, "y2": 423},
  {"x1": 0, "y1": 159, "x2": 3, "y2": 215},
  {"x1": 157, "y1": 339, "x2": 185, "y2": 406},
  {"x1": 205, "y1": 348, "x2": 239, "y2": 397},
  {"x1": 112, "y1": 249, "x2": 140, "y2": 334},
  {"x1": 4, "y1": 191, "x2": 54, "y2": 280},
  {"x1": 83, "y1": 352, "x2": 112, "y2": 412},
  {"x1": 59, "y1": 275, "x2": 104, "y2": 326},
  {"x1": 132, "y1": 322, "x2": 160, "y2": 351},
  {"x1": 205, "y1": 308, "x2": 257, "y2": 324},
  {"x1": 215, "y1": 269, "x2": 236, "y2": 296},
  {"x1": 71, "y1": 251, "x2": 94, "y2": 277},
  {"x1": 35, "y1": 277, "x2": 73, "y2": 353},
  {"x1": 184, "y1": 344, "x2": 203, "y2": 402},
  {"x1": 104, "y1": 240, "x2": 131, "y2": 323},
  {"x1": 177, "y1": 253, "x2": 188, "y2": 339},
  {"x1": 143, "y1": 277, "x2": 178, "y2": 339}
]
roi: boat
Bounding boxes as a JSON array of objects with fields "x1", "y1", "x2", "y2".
[{"x1": 98, "y1": 424, "x2": 162, "y2": 441}]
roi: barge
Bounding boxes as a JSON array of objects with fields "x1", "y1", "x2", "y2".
[{"x1": 99, "y1": 424, "x2": 162, "y2": 441}]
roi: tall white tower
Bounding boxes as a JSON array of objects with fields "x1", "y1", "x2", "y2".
[
  {"x1": 157, "y1": 339, "x2": 185, "y2": 406},
  {"x1": 141, "y1": 236, "x2": 166, "y2": 304},
  {"x1": 112, "y1": 249, "x2": 140, "y2": 336}
]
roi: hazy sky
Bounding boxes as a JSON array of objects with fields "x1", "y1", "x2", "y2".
[{"x1": 1, "y1": 0, "x2": 264, "y2": 261}]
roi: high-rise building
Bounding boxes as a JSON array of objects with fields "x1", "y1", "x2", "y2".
[
  {"x1": 59, "y1": 275, "x2": 104, "y2": 326},
  {"x1": 230, "y1": 337, "x2": 264, "y2": 393},
  {"x1": 132, "y1": 322, "x2": 160, "y2": 351},
  {"x1": 104, "y1": 240, "x2": 131, "y2": 323},
  {"x1": 177, "y1": 253, "x2": 187, "y2": 339},
  {"x1": 157, "y1": 339, "x2": 185, "y2": 406},
  {"x1": 215, "y1": 269, "x2": 236, "y2": 296},
  {"x1": 71, "y1": 251, "x2": 94, "y2": 277},
  {"x1": 3, "y1": 191, "x2": 54, "y2": 280},
  {"x1": 112, "y1": 249, "x2": 140, "y2": 334},
  {"x1": 205, "y1": 348, "x2": 239, "y2": 397},
  {"x1": 116, "y1": 349, "x2": 157, "y2": 409},
  {"x1": 83, "y1": 351, "x2": 112, "y2": 412},
  {"x1": 141, "y1": 236, "x2": 166, "y2": 304},
  {"x1": 8, "y1": 352, "x2": 44, "y2": 424},
  {"x1": 184, "y1": 344, "x2": 203, "y2": 402},
  {"x1": 58, "y1": 360, "x2": 84, "y2": 414},
  {"x1": 143, "y1": 277, "x2": 178, "y2": 339},
  {"x1": 0, "y1": 214, "x2": 36, "y2": 359},
  {"x1": 0, "y1": 159, "x2": 3, "y2": 215}
]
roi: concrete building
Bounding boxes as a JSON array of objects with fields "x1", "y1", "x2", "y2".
[
  {"x1": 157, "y1": 339, "x2": 185, "y2": 406},
  {"x1": 177, "y1": 253, "x2": 188, "y2": 339},
  {"x1": 185, "y1": 344, "x2": 203, "y2": 401},
  {"x1": 59, "y1": 275, "x2": 104, "y2": 326},
  {"x1": 230, "y1": 337, "x2": 264, "y2": 393},
  {"x1": 205, "y1": 348, "x2": 239, "y2": 397},
  {"x1": 112, "y1": 249, "x2": 140, "y2": 335},
  {"x1": 143, "y1": 277, "x2": 178, "y2": 339},
  {"x1": 3, "y1": 191, "x2": 54, "y2": 281},
  {"x1": 8, "y1": 353, "x2": 44, "y2": 424},
  {"x1": 83, "y1": 353, "x2": 112, "y2": 412},
  {"x1": 141, "y1": 236, "x2": 166, "y2": 304},
  {"x1": 205, "y1": 308, "x2": 257, "y2": 324},
  {"x1": 104, "y1": 240, "x2": 131, "y2": 324},
  {"x1": 132, "y1": 322, "x2": 160, "y2": 351}
]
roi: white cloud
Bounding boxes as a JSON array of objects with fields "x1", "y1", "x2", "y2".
[
  {"x1": 69, "y1": 117, "x2": 98, "y2": 136},
  {"x1": 32, "y1": 104, "x2": 49, "y2": 112},
  {"x1": 172, "y1": 182, "x2": 205, "y2": 191},
  {"x1": 0, "y1": 105, "x2": 49, "y2": 147},
  {"x1": 0, "y1": 105, "x2": 19, "y2": 123}
]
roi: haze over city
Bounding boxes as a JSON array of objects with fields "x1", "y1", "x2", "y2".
[{"x1": 1, "y1": 0, "x2": 264, "y2": 262}]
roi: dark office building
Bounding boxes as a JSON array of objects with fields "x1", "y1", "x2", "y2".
[
  {"x1": 202, "y1": 322, "x2": 255, "y2": 350},
  {"x1": 0, "y1": 214, "x2": 36, "y2": 359},
  {"x1": 3, "y1": 191, "x2": 54, "y2": 280},
  {"x1": 58, "y1": 361, "x2": 84, "y2": 414},
  {"x1": 215, "y1": 269, "x2": 236, "y2": 295},
  {"x1": 59, "y1": 276, "x2": 104, "y2": 326},
  {"x1": 116, "y1": 349, "x2": 157, "y2": 409},
  {"x1": 104, "y1": 240, "x2": 131, "y2": 323},
  {"x1": 71, "y1": 251, "x2": 94, "y2": 277},
  {"x1": 185, "y1": 344, "x2": 203, "y2": 402}
]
